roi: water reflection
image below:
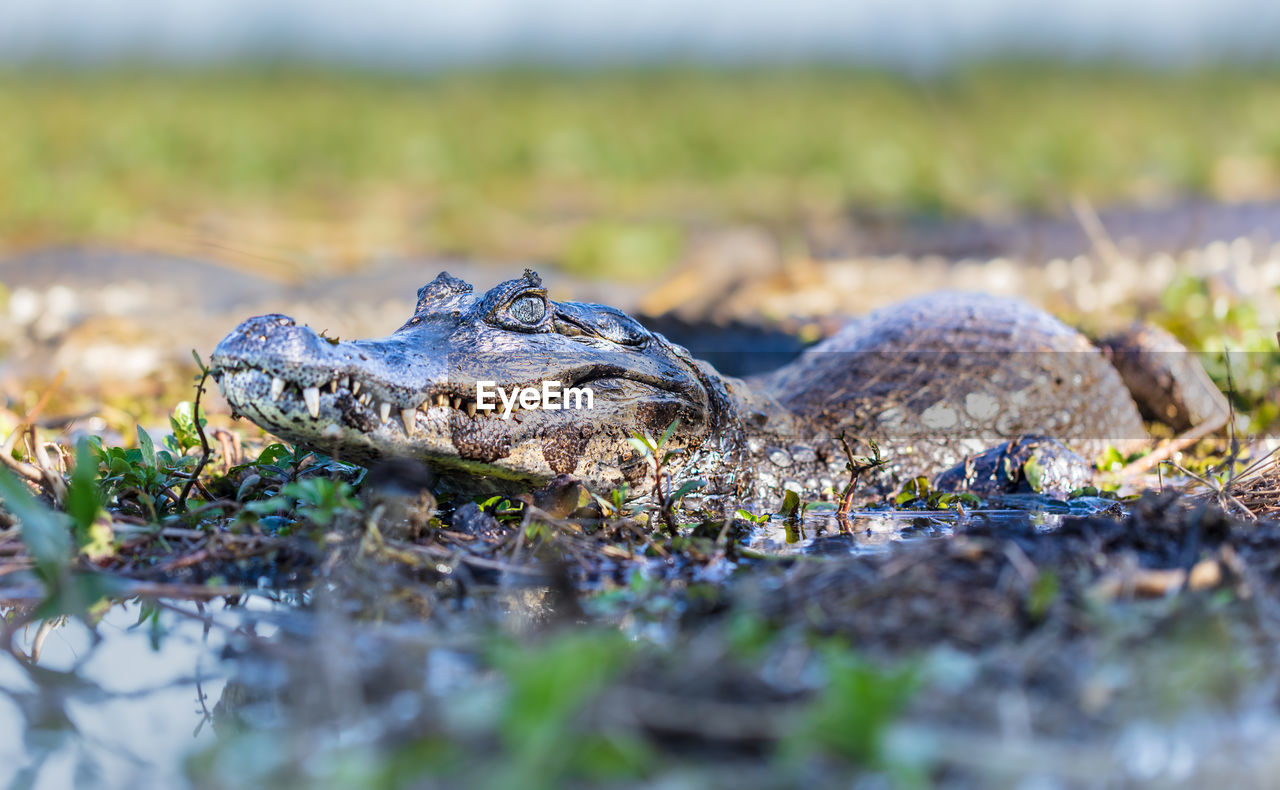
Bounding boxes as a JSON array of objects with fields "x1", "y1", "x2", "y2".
[
  {"x1": 0, "y1": 584, "x2": 559, "y2": 789},
  {"x1": 747, "y1": 495, "x2": 1124, "y2": 555},
  {"x1": 0, "y1": 598, "x2": 275, "y2": 788}
]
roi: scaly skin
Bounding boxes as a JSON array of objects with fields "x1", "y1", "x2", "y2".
[
  {"x1": 212, "y1": 270, "x2": 1226, "y2": 503},
  {"x1": 213, "y1": 271, "x2": 748, "y2": 497}
]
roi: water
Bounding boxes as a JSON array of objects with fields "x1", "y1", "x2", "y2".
[
  {"x1": 746, "y1": 495, "x2": 1123, "y2": 555},
  {"x1": 0, "y1": 599, "x2": 254, "y2": 788},
  {"x1": 0, "y1": 587, "x2": 546, "y2": 788}
]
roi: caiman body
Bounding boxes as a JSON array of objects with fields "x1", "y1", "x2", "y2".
[{"x1": 212, "y1": 270, "x2": 1226, "y2": 503}]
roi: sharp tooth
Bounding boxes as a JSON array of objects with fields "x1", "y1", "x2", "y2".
[
  {"x1": 452, "y1": 396, "x2": 461, "y2": 409},
  {"x1": 341, "y1": 376, "x2": 350, "y2": 390},
  {"x1": 270, "y1": 376, "x2": 286, "y2": 401},
  {"x1": 401, "y1": 408, "x2": 418, "y2": 435},
  {"x1": 303, "y1": 386, "x2": 321, "y2": 418},
  {"x1": 328, "y1": 380, "x2": 338, "y2": 394},
  {"x1": 466, "y1": 401, "x2": 476, "y2": 418},
  {"x1": 437, "y1": 394, "x2": 448, "y2": 408},
  {"x1": 352, "y1": 380, "x2": 361, "y2": 395},
  {"x1": 379, "y1": 402, "x2": 391, "y2": 423}
]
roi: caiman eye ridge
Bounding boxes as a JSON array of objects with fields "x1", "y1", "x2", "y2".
[{"x1": 215, "y1": 363, "x2": 542, "y2": 439}]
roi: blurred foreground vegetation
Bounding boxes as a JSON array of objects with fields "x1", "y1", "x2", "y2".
[{"x1": 2, "y1": 65, "x2": 1279, "y2": 275}]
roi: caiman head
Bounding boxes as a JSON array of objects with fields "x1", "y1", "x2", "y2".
[{"x1": 211, "y1": 270, "x2": 737, "y2": 492}]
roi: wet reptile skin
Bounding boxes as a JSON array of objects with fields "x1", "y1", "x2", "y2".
[
  {"x1": 764, "y1": 294, "x2": 1147, "y2": 479},
  {"x1": 211, "y1": 270, "x2": 1226, "y2": 503}
]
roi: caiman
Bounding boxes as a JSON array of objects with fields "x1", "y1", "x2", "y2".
[{"x1": 211, "y1": 270, "x2": 1228, "y2": 503}]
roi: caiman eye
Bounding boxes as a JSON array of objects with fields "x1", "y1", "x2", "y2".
[
  {"x1": 509, "y1": 295, "x2": 546, "y2": 325},
  {"x1": 488, "y1": 291, "x2": 551, "y2": 332}
]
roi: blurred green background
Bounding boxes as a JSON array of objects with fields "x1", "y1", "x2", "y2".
[{"x1": 4, "y1": 66, "x2": 1278, "y2": 278}]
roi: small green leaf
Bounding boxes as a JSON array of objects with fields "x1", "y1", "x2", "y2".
[
  {"x1": 256, "y1": 443, "x2": 293, "y2": 467},
  {"x1": 235, "y1": 474, "x2": 262, "y2": 501},
  {"x1": 658, "y1": 418, "x2": 680, "y2": 449},
  {"x1": 894, "y1": 476, "x2": 930, "y2": 505},
  {"x1": 937, "y1": 492, "x2": 982, "y2": 508},
  {"x1": 168, "y1": 401, "x2": 203, "y2": 453},
  {"x1": 1023, "y1": 458, "x2": 1046, "y2": 493},
  {"x1": 132, "y1": 600, "x2": 169, "y2": 651},
  {"x1": 610, "y1": 484, "x2": 628, "y2": 512},
  {"x1": 1096, "y1": 444, "x2": 1128, "y2": 471},
  {"x1": 779, "y1": 489, "x2": 801, "y2": 518},
  {"x1": 670, "y1": 479, "x2": 706, "y2": 505},
  {"x1": 66, "y1": 437, "x2": 102, "y2": 533},
  {"x1": 136, "y1": 426, "x2": 157, "y2": 469},
  {"x1": 132, "y1": 599, "x2": 161, "y2": 628},
  {"x1": 0, "y1": 468, "x2": 72, "y2": 584},
  {"x1": 172, "y1": 400, "x2": 195, "y2": 429},
  {"x1": 735, "y1": 508, "x2": 767, "y2": 525}
]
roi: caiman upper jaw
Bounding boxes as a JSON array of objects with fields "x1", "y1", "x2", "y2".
[{"x1": 212, "y1": 314, "x2": 512, "y2": 432}]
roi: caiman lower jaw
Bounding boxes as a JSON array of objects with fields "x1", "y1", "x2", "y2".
[{"x1": 213, "y1": 363, "x2": 697, "y2": 486}]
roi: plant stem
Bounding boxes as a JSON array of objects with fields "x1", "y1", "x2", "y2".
[{"x1": 177, "y1": 355, "x2": 213, "y2": 512}]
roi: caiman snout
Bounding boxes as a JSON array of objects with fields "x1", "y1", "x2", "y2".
[
  {"x1": 212, "y1": 309, "x2": 451, "y2": 428},
  {"x1": 212, "y1": 314, "x2": 346, "y2": 387}
]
